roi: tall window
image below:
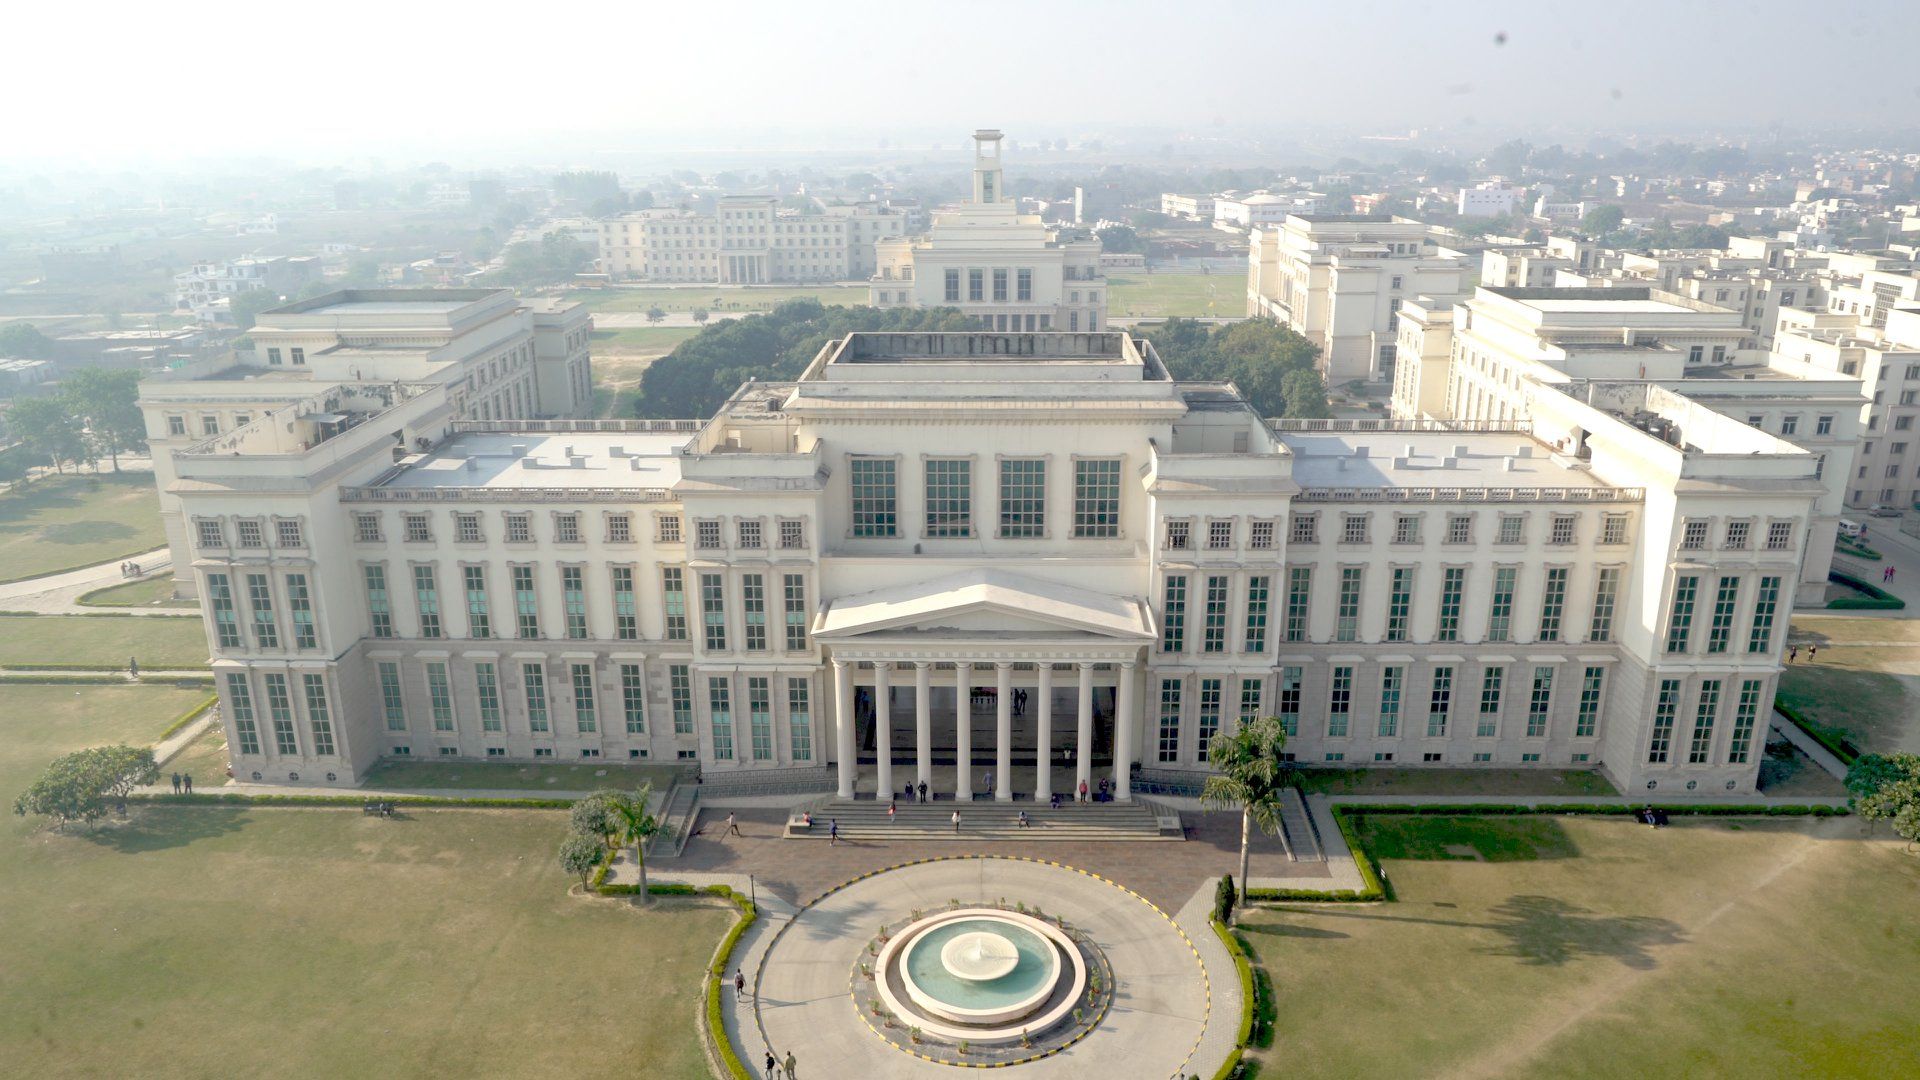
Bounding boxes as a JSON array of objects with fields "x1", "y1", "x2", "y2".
[
  {"x1": 1285, "y1": 567, "x2": 1311, "y2": 642},
  {"x1": 944, "y1": 268, "x2": 960, "y2": 302},
  {"x1": 1748, "y1": 576, "x2": 1780, "y2": 654},
  {"x1": 1728, "y1": 679, "x2": 1762, "y2": 764},
  {"x1": 476, "y1": 663, "x2": 502, "y2": 732},
  {"x1": 1386, "y1": 567, "x2": 1413, "y2": 642},
  {"x1": 572, "y1": 663, "x2": 597, "y2": 733},
  {"x1": 1576, "y1": 667, "x2": 1604, "y2": 738},
  {"x1": 1648, "y1": 679, "x2": 1681, "y2": 762},
  {"x1": 709, "y1": 677, "x2": 734, "y2": 760},
  {"x1": 1477, "y1": 666, "x2": 1504, "y2": 737},
  {"x1": 1197, "y1": 678, "x2": 1222, "y2": 762},
  {"x1": 562, "y1": 566, "x2": 588, "y2": 640},
  {"x1": 226, "y1": 674, "x2": 261, "y2": 755},
  {"x1": 247, "y1": 573, "x2": 279, "y2": 649},
  {"x1": 426, "y1": 662, "x2": 454, "y2": 731},
  {"x1": 1427, "y1": 666, "x2": 1453, "y2": 738},
  {"x1": 1538, "y1": 568, "x2": 1568, "y2": 642},
  {"x1": 998, "y1": 459, "x2": 1045, "y2": 537},
  {"x1": 363, "y1": 566, "x2": 392, "y2": 639},
  {"x1": 1378, "y1": 666, "x2": 1403, "y2": 737},
  {"x1": 463, "y1": 566, "x2": 491, "y2": 639},
  {"x1": 1244, "y1": 576, "x2": 1269, "y2": 653},
  {"x1": 748, "y1": 676, "x2": 773, "y2": 760},
  {"x1": 1589, "y1": 567, "x2": 1620, "y2": 643},
  {"x1": 741, "y1": 574, "x2": 767, "y2": 651},
  {"x1": 302, "y1": 674, "x2": 334, "y2": 755},
  {"x1": 611, "y1": 566, "x2": 637, "y2": 641},
  {"x1": 286, "y1": 574, "x2": 316, "y2": 649},
  {"x1": 523, "y1": 663, "x2": 549, "y2": 732},
  {"x1": 788, "y1": 678, "x2": 812, "y2": 760},
  {"x1": 1336, "y1": 568, "x2": 1362, "y2": 642},
  {"x1": 1665, "y1": 575, "x2": 1699, "y2": 653},
  {"x1": 1487, "y1": 567, "x2": 1516, "y2": 642},
  {"x1": 1238, "y1": 678, "x2": 1263, "y2": 731},
  {"x1": 1688, "y1": 680, "x2": 1721, "y2": 764},
  {"x1": 264, "y1": 673, "x2": 298, "y2": 755},
  {"x1": 700, "y1": 573, "x2": 727, "y2": 650},
  {"x1": 1328, "y1": 666, "x2": 1353, "y2": 738},
  {"x1": 512, "y1": 565, "x2": 540, "y2": 639},
  {"x1": 620, "y1": 664, "x2": 646, "y2": 734},
  {"x1": 378, "y1": 661, "x2": 406, "y2": 730},
  {"x1": 1527, "y1": 667, "x2": 1554, "y2": 738},
  {"x1": 967, "y1": 268, "x2": 984, "y2": 302},
  {"x1": 1706, "y1": 576, "x2": 1740, "y2": 654},
  {"x1": 783, "y1": 574, "x2": 808, "y2": 650},
  {"x1": 1202, "y1": 576, "x2": 1229, "y2": 653},
  {"x1": 670, "y1": 665, "x2": 693, "y2": 734},
  {"x1": 1161, "y1": 575, "x2": 1187, "y2": 653},
  {"x1": 924, "y1": 459, "x2": 972, "y2": 537},
  {"x1": 411, "y1": 565, "x2": 440, "y2": 639},
  {"x1": 850, "y1": 458, "x2": 898, "y2": 537},
  {"x1": 1277, "y1": 667, "x2": 1303, "y2": 736},
  {"x1": 1072, "y1": 459, "x2": 1122, "y2": 537},
  {"x1": 1436, "y1": 567, "x2": 1464, "y2": 642},
  {"x1": 1157, "y1": 679, "x2": 1182, "y2": 762},
  {"x1": 662, "y1": 567, "x2": 688, "y2": 641},
  {"x1": 1016, "y1": 268, "x2": 1032, "y2": 301},
  {"x1": 991, "y1": 268, "x2": 1008, "y2": 302},
  {"x1": 208, "y1": 573, "x2": 242, "y2": 648}
]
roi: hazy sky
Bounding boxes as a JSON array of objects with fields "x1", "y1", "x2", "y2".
[{"x1": 11, "y1": 0, "x2": 1920, "y2": 165}]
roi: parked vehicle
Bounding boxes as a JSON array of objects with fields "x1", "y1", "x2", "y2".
[
  {"x1": 1839, "y1": 518, "x2": 1865, "y2": 538},
  {"x1": 1869, "y1": 504, "x2": 1904, "y2": 518}
]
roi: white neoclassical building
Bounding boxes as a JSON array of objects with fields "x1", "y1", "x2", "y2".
[{"x1": 170, "y1": 325, "x2": 1823, "y2": 800}]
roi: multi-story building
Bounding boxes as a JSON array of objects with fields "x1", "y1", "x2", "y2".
[
  {"x1": 140, "y1": 289, "x2": 592, "y2": 597},
  {"x1": 1247, "y1": 215, "x2": 1471, "y2": 384},
  {"x1": 1160, "y1": 193, "x2": 1217, "y2": 221},
  {"x1": 1775, "y1": 291, "x2": 1920, "y2": 512},
  {"x1": 870, "y1": 131, "x2": 1107, "y2": 333},
  {"x1": 173, "y1": 256, "x2": 322, "y2": 324},
  {"x1": 596, "y1": 196, "x2": 908, "y2": 284},
  {"x1": 173, "y1": 329, "x2": 1818, "y2": 800},
  {"x1": 1457, "y1": 183, "x2": 1523, "y2": 218}
]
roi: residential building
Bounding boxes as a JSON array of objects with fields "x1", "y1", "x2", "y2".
[
  {"x1": 173, "y1": 256, "x2": 322, "y2": 324},
  {"x1": 597, "y1": 196, "x2": 908, "y2": 283},
  {"x1": 1160, "y1": 194, "x2": 1217, "y2": 221},
  {"x1": 1457, "y1": 183, "x2": 1523, "y2": 218}
]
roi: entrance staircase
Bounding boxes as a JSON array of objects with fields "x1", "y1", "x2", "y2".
[{"x1": 789, "y1": 797, "x2": 1181, "y2": 842}]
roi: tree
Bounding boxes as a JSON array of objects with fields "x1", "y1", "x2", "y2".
[
  {"x1": 1847, "y1": 753, "x2": 1920, "y2": 844},
  {"x1": 8, "y1": 396, "x2": 86, "y2": 473},
  {"x1": 1200, "y1": 715, "x2": 1293, "y2": 912},
  {"x1": 64, "y1": 368, "x2": 145, "y2": 471},
  {"x1": 645, "y1": 307, "x2": 666, "y2": 325},
  {"x1": 1581, "y1": 204, "x2": 1625, "y2": 236},
  {"x1": 691, "y1": 309, "x2": 709, "y2": 324},
  {"x1": 1096, "y1": 225, "x2": 1145, "y2": 254},
  {"x1": 1141, "y1": 318, "x2": 1324, "y2": 418},
  {"x1": 0, "y1": 320, "x2": 57, "y2": 359},
  {"x1": 569, "y1": 792, "x2": 621, "y2": 850},
  {"x1": 1130, "y1": 210, "x2": 1171, "y2": 230},
  {"x1": 227, "y1": 288, "x2": 285, "y2": 332},
  {"x1": 13, "y1": 744, "x2": 158, "y2": 827},
  {"x1": 1280, "y1": 368, "x2": 1331, "y2": 419},
  {"x1": 558, "y1": 833, "x2": 603, "y2": 891},
  {"x1": 601, "y1": 786, "x2": 661, "y2": 902}
]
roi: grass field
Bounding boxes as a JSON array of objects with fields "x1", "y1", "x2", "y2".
[
  {"x1": 0, "y1": 680, "x2": 728, "y2": 1079},
  {"x1": 0, "y1": 615, "x2": 207, "y2": 669},
  {"x1": 1239, "y1": 814, "x2": 1920, "y2": 1078},
  {"x1": 1780, "y1": 614, "x2": 1920, "y2": 755},
  {"x1": 1107, "y1": 273, "x2": 1241, "y2": 319},
  {"x1": 1297, "y1": 767, "x2": 1618, "y2": 798},
  {"x1": 163, "y1": 721, "x2": 231, "y2": 783},
  {"x1": 359, "y1": 758, "x2": 681, "y2": 792},
  {"x1": 76, "y1": 575, "x2": 195, "y2": 609},
  {"x1": 571, "y1": 284, "x2": 867, "y2": 314},
  {"x1": 591, "y1": 326, "x2": 702, "y2": 351},
  {"x1": 0, "y1": 473, "x2": 166, "y2": 583}
]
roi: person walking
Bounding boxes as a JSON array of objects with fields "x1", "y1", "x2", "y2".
[
  {"x1": 1788, "y1": 645, "x2": 1799, "y2": 662},
  {"x1": 982, "y1": 770, "x2": 992, "y2": 797},
  {"x1": 951, "y1": 809, "x2": 961, "y2": 833},
  {"x1": 184, "y1": 773, "x2": 193, "y2": 793},
  {"x1": 170, "y1": 772, "x2": 181, "y2": 794},
  {"x1": 734, "y1": 969, "x2": 747, "y2": 1000},
  {"x1": 1808, "y1": 646, "x2": 1817, "y2": 662},
  {"x1": 726, "y1": 811, "x2": 742, "y2": 836},
  {"x1": 918, "y1": 780, "x2": 927, "y2": 804},
  {"x1": 887, "y1": 799, "x2": 896, "y2": 822},
  {"x1": 784, "y1": 1051, "x2": 797, "y2": 1079},
  {"x1": 128, "y1": 656, "x2": 139, "y2": 679},
  {"x1": 829, "y1": 818, "x2": 839, "y2": 845},
  {"x1": 1078, "y1": 778, "x2": 1088, "y2": 804}
]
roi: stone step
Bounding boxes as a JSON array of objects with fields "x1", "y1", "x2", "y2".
[{"x1": 787, "y1": 800, "x2": 1175, "y2": 841}]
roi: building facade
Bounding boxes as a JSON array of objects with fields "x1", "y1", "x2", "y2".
[
  {"x1": 173, "y1": 256, "x2": 321, "y2": 324},
  {"x1": 596, "y1": 196, "x2": 908, "y2": 283},
  {"x1": 171, "y1": 329, "x2": 1819, "y2": 800}
]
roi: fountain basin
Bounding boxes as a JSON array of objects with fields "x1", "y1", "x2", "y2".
[{"x1": 874, "y1": 907, "x2": 1088, "y2": 1042}]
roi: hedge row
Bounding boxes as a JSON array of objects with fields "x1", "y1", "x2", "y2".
[
  {"x1": 701, "y1": 885, "x2": 758, "y2": 1080},
  {"x1": 1827, "y1": 570, "x2": 1905, "y2": 610},
  {"x1": 1337, "y1": 802, "x2": 1846, "y2": 818},
  {"x1": 158, "y1": 692, "x2": 219, "y2": 741},
  {"x1": 1210, "y1": 919, "x2": 1256, "y2": 1080},
  {"x1": 0, "y1": 608, "x2": 196, "y2": 619},
  {"x1": 2, "y1": 662, "x2": 208, "y2": 674},
  {"x1": 130, "y1": 792, "x2": 573, "y2": 809},
  {"x1": 1774, "y1": 699, "x2": 1862, "y2": 765}
]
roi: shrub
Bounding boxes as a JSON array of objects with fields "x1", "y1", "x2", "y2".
[
  {"x1": 1826, "y1": 570, "x2": 1906, "y2": 610},
  {"x1": 1214, "y1": 873, "x2": 1237, "y2": 924}
]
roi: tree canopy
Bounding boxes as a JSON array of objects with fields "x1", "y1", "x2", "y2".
[
  {"x1": 7, "y1": 366, "x2": 147, "y2": 473},
  {"x1": 1096, "y1": 225, "x2": 1145, "y2": 254},
  {"x1": 227, "y1": 288, "x2": 286, "y2": 332},
  {"x1": 1140, "y1": 318, "x2": 1328, "y2": 418},
  {"x1": 1581, "y1": 204, "x2": 1626, "y2": 235},
  {"x1": 495, "y1": 232, "x2": 595, "y2": 288},
  {"x1": 14, "y1": 744, "x2": 159, "y2": 827},
  {"x1": 0, "y1": 320, "x2": 58, "y2": 359},
  {"x1": 1847, "y1": 753, "x2": 1920, "y2": 843}
]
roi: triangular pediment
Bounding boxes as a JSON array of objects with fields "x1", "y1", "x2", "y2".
[{"x1": 814, "y1": 568, "x2": 1152, "y2": 642}]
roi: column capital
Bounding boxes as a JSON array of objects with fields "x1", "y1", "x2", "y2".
[
  {"x1": 873, "y1": 660, "x2": 894, "y2": 671},
  {"x1": 830, "y1": 658, "x2": 848, "y2": 672},
  {"x1": 994, "y1": 660, "x2": 1014, "y2": 670},
  {"x1": 1077, "y1": 659, "x2": 1096, "y2": 670},
  {"x1": 914, "y1": 659, "x2": 933, "y2": 670},
  {"x1": 1121, "y1": 661, "x2": 1137, "y2": 671}
]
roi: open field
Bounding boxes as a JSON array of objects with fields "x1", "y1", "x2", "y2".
[
  {"x1": 163, "y1": 721, "x2": 231, "y2": 783},
  {"x1": 570, "y1": 284, "x2": 868, "y2": 314},
  {"x1": 1780, "y1": 615, "x2": 1920, "y2": 754},
  {"x1": 591, "y1": 325, "x2": 702, "y2": 352},
  {"x1": 358, "y1": 758, "x2": 681, "y2": 792},
  {"x1": 1107, "y1": 273, "x2": 1241, "y2": 318},
  {"x1": 0, "y1": 615, "x2": 207, "y2": 669},
  {"x1": 0, "y1": 679, "x2": 727, "y2": 1079},
  {"x1": 0, "y1": 473, "x2": 165, "y2": 583},
  {"x1": 77, "y1": 575, "x2": 195, "y2": 609},
  {"x1": 1239, "y1": 814, "x2": 1920, "y2": 1079},
  {"x1": 589, "y1": 350, "x2": 676, "y2": 418},
  {"x1": 1297, "y1": 767, "x2": 1618, "y2": 798}
]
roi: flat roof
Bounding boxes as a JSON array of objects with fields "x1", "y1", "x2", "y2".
[
  {"x1": 300, "y1": 300, "x2": 472, "y2": 316},
  {"x1": 1278, "y1": 432, "x2": 1607, "y2": 489},
  {"x1": 375, "y1": 432, "x2": 687, "y2": 491},
  {"x1": 1526, "y1": 298, "x2": 1692, "y2": 314}
]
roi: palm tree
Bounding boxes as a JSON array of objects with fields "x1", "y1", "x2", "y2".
[
  {"x1": 603, "y1": 786, "x2": 662, "y2": 904},
  {"x1": 1200, "y1": 715, "x2": 1293, "y2": 916}
]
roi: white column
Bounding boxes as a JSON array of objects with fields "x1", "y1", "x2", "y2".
[
  {"x1": 1035, "y1": 663, "x2": 1054, "y2": 803},
  {"x1": 832, "y1": 659, "x2": 854, "y2": 799},
  {"x1": 873, "y1": 661, "x2": 893, "y2": 800},
  {"x1": 954, "y1": 661, "x2": 973, "y2": 801},
  {"x1": 1076, "y1": 661, "x2": 1094, "y2": 799},
  {"x1": 914, "y1": 661, "x2": 933, "y2": 790},
  {"x1": 995, "y1": 661, "x2": 1013, "y2": 802},
  {"x1": 1116, "y1": 660, "x2": 1137, "y2": 802}
]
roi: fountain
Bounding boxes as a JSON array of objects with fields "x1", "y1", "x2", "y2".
[{"x1": 874, "y1": 907, "x2": 1089, "y2": 1044}]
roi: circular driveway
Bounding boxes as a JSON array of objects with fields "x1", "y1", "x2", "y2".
[{"x1": 751, "y1": 856, "x2": 1213, "y2": 1077}]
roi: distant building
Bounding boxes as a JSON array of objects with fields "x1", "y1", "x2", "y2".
[
  {"x1": 1160, "y1": 193, "x2": 1216, "y2": 221},
  {"x1": 597, "y1": 197, "x2": 908, "y2": 284},
  {"x1": 173, "y1": 256, "x2": 321, "y2": 324},
  {"x1": 1457, "y1": 183, "x2": 1523, "y2": 218},
  {"x1": 0, "y1": 358, "x2": 54, "y2": 396}
]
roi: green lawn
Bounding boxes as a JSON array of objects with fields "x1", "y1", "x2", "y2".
[
  {"x1": 358, "y1": 758, "x2": 681, "y2": 793},
  {"x1": 0, "y1": 680, "x2": 728, "y2": 1079},
  {"x1": 0, "y1": 615, "x2": 208, "y2": 669},
  {"x1": 1107, "y1": 273, "x2": 1242, "y2": 319},
  {"x1": 571, "y1": 284, "x2": 868, "y2": 314},
  {"x1": 591, "y1": 326, "x2": 702, "y2": 351},
  {"x1": 1297, "y1": 767, "x2": 1618, "y2": 798},
  {"x1": 1777, "y1": 664, "x2": 1919, "y2": 755},
  {"x1": 77, "y1": 575, "x2": 195, "y2": 609},
  {"x1": 0, "y1": 472, "x2": 166, "y2": 583},
  {"x1": 163, "y1": 721, "x2": 231, "y2": 784},
  {"x1": 1239, "y1": 814, "x2": 1920, "y2": 1078}
]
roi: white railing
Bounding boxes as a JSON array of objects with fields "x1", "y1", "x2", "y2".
[
  {"x1": 337, "y1": 486, "x2": 674, "y2": 503},
  {"x1": 1295, "y1": 486, "x2": 1643, "y2": 503},
  {"x1": 450, "y1": 419, "x2": 701, "y2": 434},
  {"x1": 1268, "y1": 418, "x2": 1534, "y2": 434}
]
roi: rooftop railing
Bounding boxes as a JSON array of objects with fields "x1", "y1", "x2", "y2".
[
  {"x1": 1295, "y1": 485, "x2": 1642, "y2": 503},
  {"x1": 337, "y1": 485, "x2": 675, "y2": 504}
]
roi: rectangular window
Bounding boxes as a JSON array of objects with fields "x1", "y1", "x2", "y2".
[
  {"x1": 741, "y1": 574, "x2": 767, "y2": 651},
  {"x1": 1665, "y1": 575, "x2": 1699, "y2": 653},
  {"x1": 670, "y1": 664, "x2": 693, "y2": 734},
  {"x1": 1477, "y1": 666, "x2": 1504, "y2": 737},
  {"x1": 236, "y1": 519, "x2": 264, "y2": 548},
  {"x1": 611, "y1": 566, "x2": 637, "y2": 640},
  {"x1": 1538, "y1": 567, "x2": 1568, "y2": 642},
  {"x1": 1601, "y1": 515, "x2": 1628, "y2": 545},
  {"x1": 699, "y1": 572, "x2": 728, "y2": 650},
  {"x1": 1527, "y1": 667, "x2": 1554, "y2": 738},
  {"x1": 656, "y1": 515, "x2": 682, "y2": 544},
  {"x1": 998, "y1": 459, "x2": 1046, "y2": 538},
  {"x1": 1748, "y1": 575, "x2": 1780, "y2": 654},
  {"x1": 1378, "y1": 667, "x2": 1403, "y2": 737},
  {"x1": 1161, "y1": 575, "x2": 1187, "y2": 653},
  {"x1": 1766, "y1": 522, "x2": 1793, "y2": 550},
  {"x1": 1577, "y1": 667, "x2": 1604, "y2": 738},
  {"x1": 404, "y1": 514, "x2": 431, "y2": 543},
  {"x1": 1447, "y1": 515, "x2": 1472, "y2": 544},
  {"x1": 572, "y1": 663, "x2": 597, "y2": 733},
  {"x1": 850, "y1": 457, "x2": 898, "y2": 537},
  {"x1": 1589, "y1": 567, "x2": 1620, "y2": 643},
  {"x1": 1386, "y1": 567, "x2": 1413, "y2": 642},
  {"x1": 1497, "y1": 515, "x2": 1524, "y2": 544},
  {"x1": 1277, "y1": 667, "x2": 1303, "y2": 737},
  {"x1": 411, "y1": 565, "x2": 440, "y2": 639},
  {"x1": 1208, "y1": 519, "x2": 1234, "y2": 549},
  {"x1": 696, "y1": 519, "x2": 722, "y2": 550},
  {"x1": 555, "y1": 514, "x2": 582, "y2": 544},
  {"x1": 1291, "y1": 514, "x2": 1318, "y2": 544},
  {"x1": 1311, "y1": 564, "x2": 1360, "y2": 647},
  {"x1": 1436, "y1": 567, "x2": 1464, "y2": 642},
  {"x1": 617, "y1": 664, "x2": 645, "y2": 734},
  {"x1": 476, "y1": 663, "x2": 502, "y2": 732},
  {"x1": 1285, "y1": 567, "x2": 1311, "y2": 642},
  {"x1": 1328, "y1": 666, "x2": 1353, "y2": 738},
  {"x1": 944, "y1": 268, "x2": 960, "y2": 302},
  {"x1": 991, "y1": 268, "x2": 1008, "y2": 302},
  {"x1": 1197, "y1": 678, "x2": 1222, "y2": 762},
  {"x1": 378, "y1": 661, "x2": 406, "y2": 730},
  {"x1": 459, "y1": 566, "x2": 490, "y2": 639},
  {"x1": 1393, "y1": 514, "x2": 1420, "y2": 544},
  {"x1": 779, "y1": 519, "x2": 805, "y2": 549},
  {"x1": 1549, "y1": 515, "x2": 1576, "y2": 545},
  {"x1": 562, "y1": 566, "x2": 588, "y2": 640},
  {"x1": 1707, "y1": 576, "x2": 1740, "y2": 654},
  {"x1": 427, "y1": 662, "x2": 455, "y2": 731},
  {"x1": 1202, "y1": 575, "x2": 1229, "y2": 653},
  {"x1": 662, "y1": 567, "x2": 687, "y2": 641},
  {"x1": 196, "y1": 519, "x2": 225, "y2": 550},
  {"x1": 283, "y1": 573, "x2": 316, "y2": 650},
  {"x1": 1157, "y1": 678, "x2": 1182, "y2": 763},
  {"x1": 1487, "y1": 567, "x2": 1517, "y2": 642},
  {"x1": 1165, "y1": 519, "x2": 1191, "y2": 550},
  {"x1": 736, "y1": 519, "x2": 762, "y2": 549},
  {"x1": 264, "y1": 674, "x2": 298, "y2": 755},
  {"x1": 226, "y1": 674, "x2": 261, "y2": 755},
  {"x1": 606, "y1": 513, "x2": 632, "y2": 544},
  {"x1": 924, "y1": 459, "x2": 972, "y2": 537},
  {"x1": 788, "y1": 678, "x2": 812, "y2": 760},
  {"x1": 967, "y1": 268, "x2": 984, "y2": 302},
  {"x1": 782, "y1": 574, "x2": 809, "y2": 651},
  {"x1": 1244, "y1": 575, "x2": 1269, "y2": 653},
  {"x1": 1072, "y1": 459, "x2": 1122, "y2": 537},
  {"x1": 1427, "y1": 666, "x2": 1453, "y2": 738},
  {"x1": 709, "y1": 677, "x2": 734, "y2": 760},
  {"x1": 1680, "y1": 519, "x2": 1710, "y2": 550},
  {"x1": 505, "y1": 513, "x2": 532, "y2": 543},
  {"x1": 523, "y1": 663, "x2": 549, "y2": 732},
  {"x1": 1249, "y1": 520, "x2": 1274, "y2": 549},
  {"x1": 1689, "y1": 680, "x2": 1721, "y2": 764},
  {"x1": 1648, "y1": 679, "x2": 1681, "y2": 762},
  {"x1": 1342, "y1": 513, "x2": 1370, "y2": 544},
  {"x1": 1725, "y1": 520, "x2": 1750, "y2": 550},
  {"x1": 513, "y1": 565, "x2": 540, "y2": 639},
  {"x1": 1017, "y1": 268, "x2": 1032, "y2": 301},
  {"x1": 301, "y1": 674, "x2": 334, "y2": 755},
  {"x1": 247, "y1": 573, "x2": 279, "y2": 649},
  {"x1": 207, "y1": 573, "x2": 241, "y2": 649},
  {"x1": 747, "y1": 676, "x2": 773, "y2": 760},
  {"x1": 354, "y1": 513, "x2": 382, "y2": 543},
  {"x1": 1728, "y1": 679, "x2": 1762, "y2": 764},
  {"x1": 1239, "y1": 678, "x2": 1262, "y2": 730},
  {"x1": 455, "y1": 513, "x2": 482, "y2": 543}
]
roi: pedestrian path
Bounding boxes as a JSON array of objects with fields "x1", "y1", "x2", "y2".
[{"x1": 0, "y1": 546, "x2": 179, "y2": 615}]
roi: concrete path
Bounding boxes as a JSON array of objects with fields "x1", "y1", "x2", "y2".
[
  {"x1": 0, "y1": 546, "x2": 180, "y2": 615},
  {"x1": 153, "y1": 712, "x2": 217, "y2": 766}
]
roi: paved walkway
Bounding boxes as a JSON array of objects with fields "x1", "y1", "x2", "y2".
[{"x1": 0, "y1": 546, "x2": 179, "y2": 615}]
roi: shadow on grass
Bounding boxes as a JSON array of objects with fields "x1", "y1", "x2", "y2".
[
  {"x1": 1238, "y1": 920, "x2": 1350, "y2": 941},
  {"x1": 80, "y1": 806, "x2": 248, "y2": 853},
  {"x1": 1362, "y1": 816, "x2": 1581, "y2": 862},
  {"x1": 1479, "y1": 894, "x2": 1685, "y2": 969}
]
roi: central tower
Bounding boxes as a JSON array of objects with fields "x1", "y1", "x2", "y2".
[{"x1": 971, "y1": 128, "x2": 1005, "y2": 205}]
